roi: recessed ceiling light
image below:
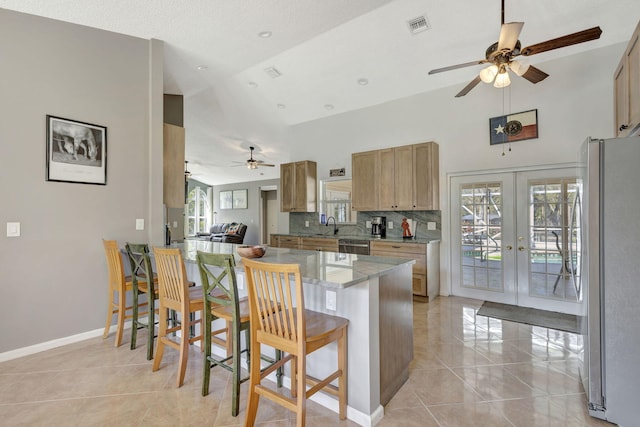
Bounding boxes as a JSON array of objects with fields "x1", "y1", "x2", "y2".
[
  {"x1": 324, "y1": 104, "x2": 335, "y2": 110},
  {"x1": 357, "y1": 78, "x2": 369, "y2": 86},
  {"x1": 258, "y1": 31, "x2": 272, "y2": 38},
  {"x1": 277, "y1": 104, "x2": 286, "y2": 109},
  {"x1": 248, "y1": 81, "x2": 258, "y2": 88},
  {"x1": 196, "y1": 65, "x2": 208, "y2": 70}
]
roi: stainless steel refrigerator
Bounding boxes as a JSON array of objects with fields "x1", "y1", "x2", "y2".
[{"x1": 577, "y1": 136, "x2": 640, "y2": 425}]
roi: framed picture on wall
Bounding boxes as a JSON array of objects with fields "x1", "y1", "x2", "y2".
[
  {"x1": 220, "y1": 190, "x2": 233, "y2": 209},
  {"x1": 233, "y1": 189, "x2": 248, "y2": 209},
  {"x1": 46, "y1": 115, "x2": 107, "y2": 185}
]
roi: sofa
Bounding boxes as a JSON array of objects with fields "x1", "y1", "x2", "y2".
[{"x1": 196, "y1": 222, "x2": 247, "y2": 244}]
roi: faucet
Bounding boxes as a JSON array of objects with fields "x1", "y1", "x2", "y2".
[{"x1": 326, "y1": 216, "x2": 339, "y2": 235}]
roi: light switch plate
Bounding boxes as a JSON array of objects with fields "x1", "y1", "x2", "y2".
[
  {"x1": 305, "y1": 221, "x2": 309, "y2": 227},
  {"x1": 325, "y1": 290, "x2": 337, "y2": 311},
  {"x1": 237, "y1": 274, "x2": 244, "y2": 290},
  {"x1": 173, "y1": 221, "x2": 178, "y2": 228},
  {"x1": 135, "y1": 219, "x2": 144, "y2": 230},
  {"x1": 6, "y1": 222, "x2": 20, "y2": 237},
  {"x1": 427, "y1": 221, "x2": 436, "y2": 230},
  {"x1": 366, "y1": 220, "x2": 371, "y2": 229},
  {"x1": 388, "y1": 221, "x2": 394, "y2": 229}
]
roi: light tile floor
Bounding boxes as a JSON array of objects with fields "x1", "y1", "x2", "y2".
[{"x1": 0, "y1": 296, "x2": 616, "y2": 426}]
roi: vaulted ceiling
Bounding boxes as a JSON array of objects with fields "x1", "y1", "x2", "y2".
[{"x1": 2, "y1": 0, "x2": 639, "y2": 184}]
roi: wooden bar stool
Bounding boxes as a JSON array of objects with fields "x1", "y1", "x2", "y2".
[
  {"x1": 197, "y1": 251, "x2": 283, "y2": 416},
  {"x1": 241, "y1": 258, "x2": 349, "y2": 427},
  {"x1": 102, "y1": 239, "x2": 149, "y2": 347},
  {"x1": 125, "y1": 243, "x2": 158, "y2": 360},
  {"x1": 152, "y1": 247, "x2": 204, "y2": 387}
]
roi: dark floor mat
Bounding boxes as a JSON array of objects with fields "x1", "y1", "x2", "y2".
[{"x1": 477, "y1": 301, "x2": 579, "y2": 334}]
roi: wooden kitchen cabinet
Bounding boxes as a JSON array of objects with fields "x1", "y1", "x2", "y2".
[
  {"x1": 352, "y1": 150, "x2": 379, "y2": 211},
  {"x1": 371, "y1": 240, "x2": 440, "y2": 300},
  {"x1": 270, "y1": 235, "x2": 300, "y2": 249},
  {"x1": 615, "y1": 19, "x2": 640, "y2": 137},
  {"x1": 352, "y1": 142, "x2": 439, "y2": 211},
  {"x1": 163, "y1": 123, "x2": 185, "y2": 209},
  {"x1": 299, "y1": 237, "x2": 338, "y2": 252},
  {"x1": 280, "y1": 161, "x2": 317, "y2": 212}
]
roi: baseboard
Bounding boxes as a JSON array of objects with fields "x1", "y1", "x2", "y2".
[{"x1": 0, "y1": 321, "x2": 131, "y2": 363}]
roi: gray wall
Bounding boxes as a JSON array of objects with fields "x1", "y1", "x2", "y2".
[
  {"x1": 213, "y1": 179, "x2": 282, "y2": 245},
  {"x1": 0, "y1": 9, "x2": 163, "y2": 353}
]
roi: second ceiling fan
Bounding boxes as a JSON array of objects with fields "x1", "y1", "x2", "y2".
[{"x1": 429, "y1": 0, "x2": 602, "y2": 97}]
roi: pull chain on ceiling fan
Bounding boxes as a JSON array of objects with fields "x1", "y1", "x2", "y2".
[{"x1": 428, "y1": 0, "x2": 602, "y2": 97}]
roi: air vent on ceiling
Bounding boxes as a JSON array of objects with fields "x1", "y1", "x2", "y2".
[
  {"x1": 264, "y1": 66, "x2": 282, "y2": 78},
  {"x1": 407, "y1": 15, "x2": 430, "y2": 35}
]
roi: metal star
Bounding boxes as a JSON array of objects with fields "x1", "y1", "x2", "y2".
[{"x1": 494, "y1": 124, "x2": 505, "y2": 134}]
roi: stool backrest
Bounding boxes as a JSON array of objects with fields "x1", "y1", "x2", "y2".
[
  {"x1": 196, "y1": 251, "x2": 239, "y2": 312},
  {"x1": 153, "y1": 247, "x2": 188, "y2": 312},
  {"x1": 103, "y1": 239, "x2": 125, "y2": 292},
  {"x1": 242, "y1": 258, "x2": 305, "y2": 352},
  {"x1": 125, "y1": 243, "x2": 154, "y2": 291}
]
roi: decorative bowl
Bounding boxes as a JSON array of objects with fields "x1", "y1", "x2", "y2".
[{"x1": 237, "y1": 245, "x2": 266, "y2": 259}]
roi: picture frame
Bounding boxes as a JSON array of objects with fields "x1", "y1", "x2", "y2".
[
  {"x1": 220, "y1": 190, "x2": 233, "y2": 210},
  {"x1": 489, "y1": 109, "x2": 538, "y2": 145},
  {"x1": 233, "y1": 189, "x2": 248, "y2": 209},
  {"x1": 46, "y1": 115, "x2": 107, "y2": 185}
]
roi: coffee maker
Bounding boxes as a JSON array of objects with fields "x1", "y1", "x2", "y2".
[{"x1": 371, "y1": 216, "x2": 386, "y2": 238}]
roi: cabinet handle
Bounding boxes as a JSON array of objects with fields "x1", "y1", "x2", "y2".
[
  {"x1": 392, "y1": 245, "x2": 401, "y2": 248},
  {"x1": 619, "y1": 124, "x2": 629, "y2": 131}
]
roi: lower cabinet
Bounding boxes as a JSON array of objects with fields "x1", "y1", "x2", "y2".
[
  {"x1": 270, "y1": 235, "x2": 300, "y2": 249},
  {"x1": 370, "y1": 240, "x2": 439, "y2": 300},
  {"x1": 299, "y1": 237, "x2": 338, "y2": 252}
]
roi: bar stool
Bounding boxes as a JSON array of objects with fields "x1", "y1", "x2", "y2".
[
  {"x1": 196, "y1": 251, "x2": 283, "y2": 417},
  {"x1": 125, "y1": 243, "x2": 158, "y2": 360},
  {"x1": 152, "y1": 247, "x2": 204, "y2": 387},
  {"x1": 241, "y1": 258, "x2": 349, "y2": 427},
  {"x1": 102, "y1": 239, "x2": 149, "y2": 347}
]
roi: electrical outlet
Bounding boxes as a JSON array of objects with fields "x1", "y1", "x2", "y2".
[
  {"x1": 427, "y1": 221, "x2": 436, "y2": 230},
  {"x1": 388, "y1": 221, "x2": 394, "y2": 229},
  {"x1": 135, "y1": 219, "x2": 144, "y2": 230},
  {"x1": 6, "y1": 222, "x2": 20, "y2": 237},
  {"x1": 305, "y1": 221, "x2": 309, "y2": 227},
  {"x1": 325, "y1": 290, "x2": 337, "y2": 311},
  {"x1": 366, "y1": 220, "x2": 372, "y2": 229},
  {"x1": 173, "y1": 221, "x2": 178, "y2": 228}
]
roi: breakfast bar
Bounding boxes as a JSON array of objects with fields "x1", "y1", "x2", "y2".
[{"x1": 177, "y1": 239, "x2": 414, "y2": 427}]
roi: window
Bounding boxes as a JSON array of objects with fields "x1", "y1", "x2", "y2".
[
  {"x1": 319, "y1": 178, "x2": 357, "y2": 224},
  {"x1": 186, "y1": 187, "x2": 211, "y2": 235}
]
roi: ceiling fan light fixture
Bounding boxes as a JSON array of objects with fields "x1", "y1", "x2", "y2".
[
  {"x1": 479, "y1": 64, "x2": 499, "y2": 83},
  {"x1": 493, "y1": 68, "x2": 511, "y2": 88},
  {"x1": 509, "y1": 60, "x2": 530, "y2": 77}
]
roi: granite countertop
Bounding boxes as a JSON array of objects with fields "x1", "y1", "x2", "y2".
[
  {"x1": 172, "y1": 240, "x2": 415, "y2": 289},
  {"x1": 271, "y1": 232, "x2": 439, "y2": 245}
]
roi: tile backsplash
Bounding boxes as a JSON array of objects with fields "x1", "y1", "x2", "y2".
[{"x1": 290, "y1": 211, "x2": 441, "y2": 240}]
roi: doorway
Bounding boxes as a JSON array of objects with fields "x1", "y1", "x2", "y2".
[
  {"x1": 260, "y1": 187, "x2": 278, "y2": 245},
  {"x1": 450, "y1": 167, "x2": 581, "y2": 315}
]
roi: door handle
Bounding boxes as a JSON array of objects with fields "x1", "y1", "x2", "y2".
[
  {"x1": 518, "y1": 246, "x2": 529, "y2": 252},
  {"x1": 505, "y1": 245, "x2": 513, "y2": 250}
]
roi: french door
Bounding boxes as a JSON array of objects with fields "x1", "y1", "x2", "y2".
[{"x1": 451, "y1": 168, "x2": 581, "y2": 315}]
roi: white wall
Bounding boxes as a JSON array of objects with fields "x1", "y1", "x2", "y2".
[
  {"x1": 0, "y1": 10, "x2": 161, "y2": 352},
  {"x1": 290, "y1": 43, "x2": 623, "y2": 295}
]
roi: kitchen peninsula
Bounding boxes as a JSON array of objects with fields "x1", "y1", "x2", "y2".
[{"x1": 177, "y1": 239, "x2": 414, "y2": 427}]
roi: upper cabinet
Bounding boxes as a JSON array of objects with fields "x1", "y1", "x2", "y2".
[
  {"x1": 163, "y1": 123, "x2": 185, "y2": 209},
  {"x1": 280, "y1": 160, "x2": 317, "y2": 212},
  {"x1": 615, "y1": 20, "x2": 640, "y2": 137},
  {"x1": 352, "y1": 150, "x2": 379, "y2": 211},
  {"x1": 352, "y1": 142, "x2": 439, "y2": 211}
]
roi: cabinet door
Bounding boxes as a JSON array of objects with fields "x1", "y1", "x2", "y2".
[
  {"x1": 628, "y1": 30, "x2": 640, "y2": 133},
  {"x1": 378, "y1": 148, "x2": 395, "y2": 209},
  {"x1": 614, "y1": 60, "x2": 628, "y2": 137},
  {"x1": 352, "y1": 150, "x2": 379, "y2": 211},
  {"x1": 293, "y1": 161, "x2": 316, "y2": 212},
  {"x1": 394, "y1": 145, "x2": 414, "y2": 210},
  {"x1": 280, "y1": 162, "x2": 295, "y2": 211},
  {"x1": 413, "y1": 142, "x2": 440, "y2": 210}
]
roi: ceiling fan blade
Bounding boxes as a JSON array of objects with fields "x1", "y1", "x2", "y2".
[
  {"x1": 497, "y1": 22, "x2": 524, "y2": 52},
  {"x1": 259, "y1": 163, "x2": 276, "y2": 168},
  {"x1": 521, "y1": 26, "x2": 602, "y2": 56},
  {"x1": 455, "y1": 76, "x2": 482, "y2": 98},
  {"x1": 520, "y1": 65, "x2": 549, "y2": 84},
  {"x1": 429, "y1": 60, "x2": 487, "y2": 75}
]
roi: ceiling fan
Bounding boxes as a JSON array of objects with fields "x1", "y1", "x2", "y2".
[
  {"x1": 428, "y1": 0, "x2": 602, "y2": 97},
  {"x1": 234, "y1": 146, "x2": 276, "y2": 169}
]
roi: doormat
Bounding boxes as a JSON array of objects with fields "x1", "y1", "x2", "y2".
[{"x1": 477, "y1": 301, "x2": 579, "y2": 334}]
